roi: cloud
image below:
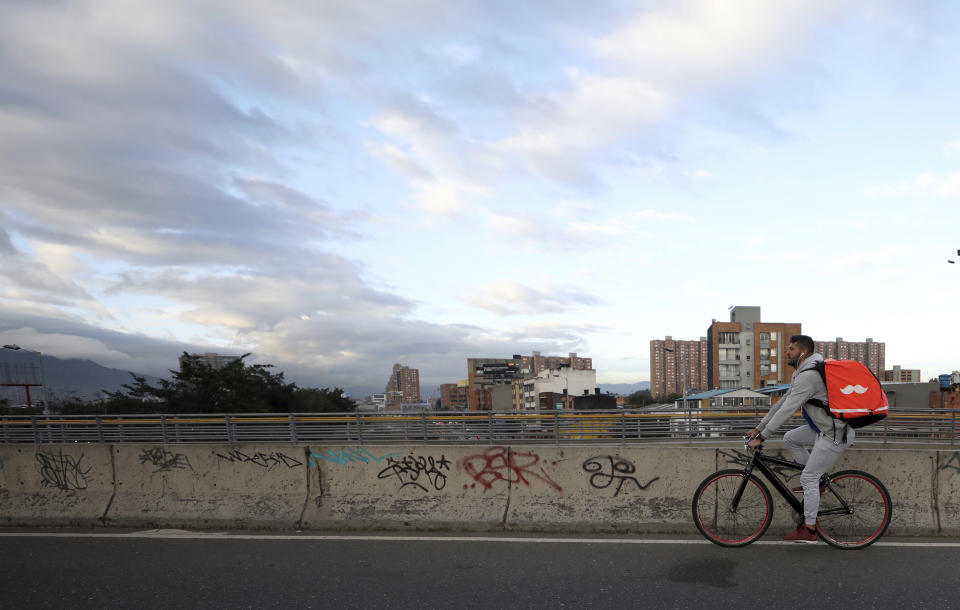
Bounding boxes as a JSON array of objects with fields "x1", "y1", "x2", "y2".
[
  {"x1": 870, "y1": 172, "x2": 960, "y2": 198},
  {"x1": 461, "y1": 280, "x2": 606, "y2": 315}
]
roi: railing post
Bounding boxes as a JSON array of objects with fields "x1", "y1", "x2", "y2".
[
  {"x1": 161, "y1": 415, "x2": 168, "y2": 444},
  {"x1": 289, "y1": 415, "x2": 298, "y2": 444},
  {"x1": 488, "y1": 412, "x2": 493, "y2": 445},
  {"x1": 554, "y1": 411, "x2": 559, "y2": 446},
  {"x1": 225, "y1": 415, "x2": 235, "y2": 444},
  {"x1": 952, "y1": 411, "x2": 956, "y2": 446},
  {"x1": 621, "y1": 411, "x2": 626, "y2": 445},
  {"x1": 32, "y1": 416, "x2": 39, "y2": 444},
  {"x1": 883, "y1": 412, "x2": 888, "y2": 446},
  {"x1": 422, "y1": 411, "x2": 428, "y2": 443},
  {"x1": 96, "y1": 416, "x2": 104, "y2": 444},
  {"x1": 356, "y1": 413, "x2": 364, "y2": 443}
]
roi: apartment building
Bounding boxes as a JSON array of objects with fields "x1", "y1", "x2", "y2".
[
  {"x1": 707, "y1": 306, "x2": 802, "y2": 390},
  {"x1": 816, "y1": 338, "x2": 885, "y2": 378},
  {"x1": 466, "y1": 358, "x2": 526, "y2": 410},
  {"x1": 883, "y1": 365, "x2": 920, "y2": 383},
  {"x1": 517, "y1": 351, "x2": 593, "y2": 375},
  {"x1": 385, "y1": 363, "x2": 421, "y2": 403},
  {"x1": 466, "y1": 352, "x2": 594, "y2": 411},
  {"x1": 649, "y1": 336, "x2": 709, "y2": 398},
  {"x1": 522, "y1": 367, "x2": 598, "y2": 410},
  {"x1": 439, "y1": 381, "x2": 469, "y2": 411}
]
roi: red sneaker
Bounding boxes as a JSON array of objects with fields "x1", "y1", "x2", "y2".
[{"x1": 784, "y1": 524, "x2": 818, "y2": 543}]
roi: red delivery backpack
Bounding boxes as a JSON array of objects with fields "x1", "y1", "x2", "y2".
[{"x1": 806, "y1": 359, "x2": 889, "y2": 428}]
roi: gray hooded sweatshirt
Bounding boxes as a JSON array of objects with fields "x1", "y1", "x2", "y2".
[{"x1": 756, "y1": 353, "x2": 848, "y2": 442}]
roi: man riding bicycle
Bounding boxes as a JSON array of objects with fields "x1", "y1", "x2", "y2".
[{"x1": 747, "y1": 334, "x2": 854, "y2": 543}]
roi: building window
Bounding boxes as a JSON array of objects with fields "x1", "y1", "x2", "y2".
[
  {"x1": 718, "y1": 332, "x2": 739, "y2": 344},
  {"x1": 760, "y1": 348, "x2": 769, "y2": 359},
  {"x1": 718, "y1": 348, "x2": 740, "y2": 361},
  {"x1": 759, "y1": 332, "x2": 770, "y2": 342}
]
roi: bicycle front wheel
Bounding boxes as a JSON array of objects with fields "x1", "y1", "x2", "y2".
[
  {"x1": 817, "y1": 470, "x2": 892, "y2": 549},
  {"x1": 693, "y1": 470, "x2": 772, "y2": 547}
]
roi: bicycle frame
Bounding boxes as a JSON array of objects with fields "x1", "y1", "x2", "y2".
[{"x1": 732, "y1": 448, "x2": 852, "y2": 519}]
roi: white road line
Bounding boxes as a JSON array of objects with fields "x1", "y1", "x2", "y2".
[{"x1": 2, "y1": 531, "x2": 960, "y2": 547}]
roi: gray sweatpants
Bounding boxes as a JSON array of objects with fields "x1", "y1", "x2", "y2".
[{"x1": 783, "y1": 424, "x2": 855, "y2": 526}]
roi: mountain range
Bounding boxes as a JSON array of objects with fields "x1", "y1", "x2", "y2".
[{"x1": 0, "y1": 350, "x2": 164, "y2": 404}]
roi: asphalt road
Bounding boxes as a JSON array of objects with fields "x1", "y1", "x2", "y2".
[{"x1": 1, "y1": 530, "x2": 958, "y2": 609}]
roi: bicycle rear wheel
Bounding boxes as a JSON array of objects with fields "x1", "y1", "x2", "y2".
[
  {"x1": 816, "y1": 470, "x2": 892, "y2": 549},
  {"x1": 693, "y1": 470, "x2": 772, "y2": 547}
]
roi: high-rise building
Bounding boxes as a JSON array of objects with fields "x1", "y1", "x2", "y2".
[
  {"x1": 707, "y1": 306, "x2": 802, "y2": 390},
  {"x1": 466, "y1": 353, "x2": 592, "y2": 411},
  {"x1": 466, "y1": 358, "x2": 526, "y2": 410},
  {"x1": 816, "y1": 338, "x2": 885, "y2": 378},
  {"x1": 385, "y1": 363, "x2": 421, "y2": 403},
  {"x1": 650, "y1": 336, "x2": 709, "y2": 398}
]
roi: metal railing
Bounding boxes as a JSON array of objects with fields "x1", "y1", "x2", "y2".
[{"x1": 1, "y1": 407, "x2": 957, "y2": 446}]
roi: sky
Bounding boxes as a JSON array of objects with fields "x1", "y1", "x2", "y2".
[{"x1": 1, "y1": 0, "x2": 958, "y2": 399}]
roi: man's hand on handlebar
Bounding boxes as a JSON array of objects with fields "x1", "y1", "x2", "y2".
[{"x1": 745, "y1": 428, "x2": 764, "y2": 452}]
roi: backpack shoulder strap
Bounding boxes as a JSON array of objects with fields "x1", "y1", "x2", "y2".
[{"x1": 803, "y1": 360, "x2": 828, "y2": 408}]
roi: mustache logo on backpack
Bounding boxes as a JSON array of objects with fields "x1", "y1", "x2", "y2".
[{"x1": 840, "y1": 385, "x2": 869, "y2": 395}]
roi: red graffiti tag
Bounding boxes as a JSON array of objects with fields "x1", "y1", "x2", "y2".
[{"x1": 462, "y1": 447, "x2": 562, "y2": 492}]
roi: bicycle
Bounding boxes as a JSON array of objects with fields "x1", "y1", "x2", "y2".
[{"x1": 692, "y1": 437, "x2": 892, "y2": 549}]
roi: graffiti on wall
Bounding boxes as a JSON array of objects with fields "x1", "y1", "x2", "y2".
[
  {"x1": 377, "y1": 454, "x2": 451, "y2": 492},
  {"x1": 217, "y1": 449, "x2": 303, "y2": 470},
  {"x1": 940, "y1": 452, "x2": 960, "y2": 474},
  {"x1": 462, "y1": 446, "x2": 562, "y2": 492},
  {"x1": 0, "y1": 456, "x2": 5, "y2": 470},
  {"x1": 310, "y1": 447, "x2": 403, "y2": 467},
  {"x1": 582, "y1": 455, "x2": 659, "y2": 497},
  {"x1": 36, "y1": 449, "x2": 91, "y2": 491},
  {"x1": 139, "y1": 447, "x2": 193, "y2": 474}
]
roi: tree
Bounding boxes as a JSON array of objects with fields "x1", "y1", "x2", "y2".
[
  {"x1": 628, "y1": 390, "x2": 682, "y2": 407},
  {"x1": 94, "y1": 353, "x2": 357, "y2": 414},
  {"x1": 285, "y1": 387, "x2": 356, "y2": 413}
]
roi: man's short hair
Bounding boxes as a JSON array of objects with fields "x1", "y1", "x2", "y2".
[{"x1": 790, "y1": 334, "x2": 815, "y2": 354}]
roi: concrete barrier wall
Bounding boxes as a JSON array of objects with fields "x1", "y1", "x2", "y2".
[
  {"x1": 0, "y1": 444, "x2": 114, "y2": 526},
  {"x1": 107, "y1": 445, "x2": 309, "y2": 529},
  {"x1": 2, "y1": 443, "x2": 960, "y2": 536}
]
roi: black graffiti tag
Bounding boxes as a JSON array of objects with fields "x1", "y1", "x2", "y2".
[
  {"x1": 139, "y1": 447, "x2": 193, "y2": 473},
  {"x1": 36, "y1": 449, "x2": 91, "y2": 491},
  {"x1": 583, "y1": 455, "x2": 659, "y2": 497},
  {"x1": 216, "y1": 449, "x2": 303, "y2": 469},
  {"x1": 377, "y1": 454, "x2": 451, "y2": 491}
]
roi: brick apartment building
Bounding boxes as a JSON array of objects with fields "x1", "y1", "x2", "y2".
[
  {"x1": 385, "y1": 363, "x2": 421, "y2": 404},
  {"x1": 815, "y1": 338, "x2": 885, "y2": 378},
  {"x1": 439, "y1": 381, "x2": 469, "y2": 410},
  {"x1": 653, "y1": 306, "x2": 891, "y2": 394},
  {"x1": 650, "y1": 337, "x2": 709, "y2": 398}
]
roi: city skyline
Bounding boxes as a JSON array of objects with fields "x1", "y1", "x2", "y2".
[{"x1": 1, "y1": 2, "x2": 958, "y2": 398}]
